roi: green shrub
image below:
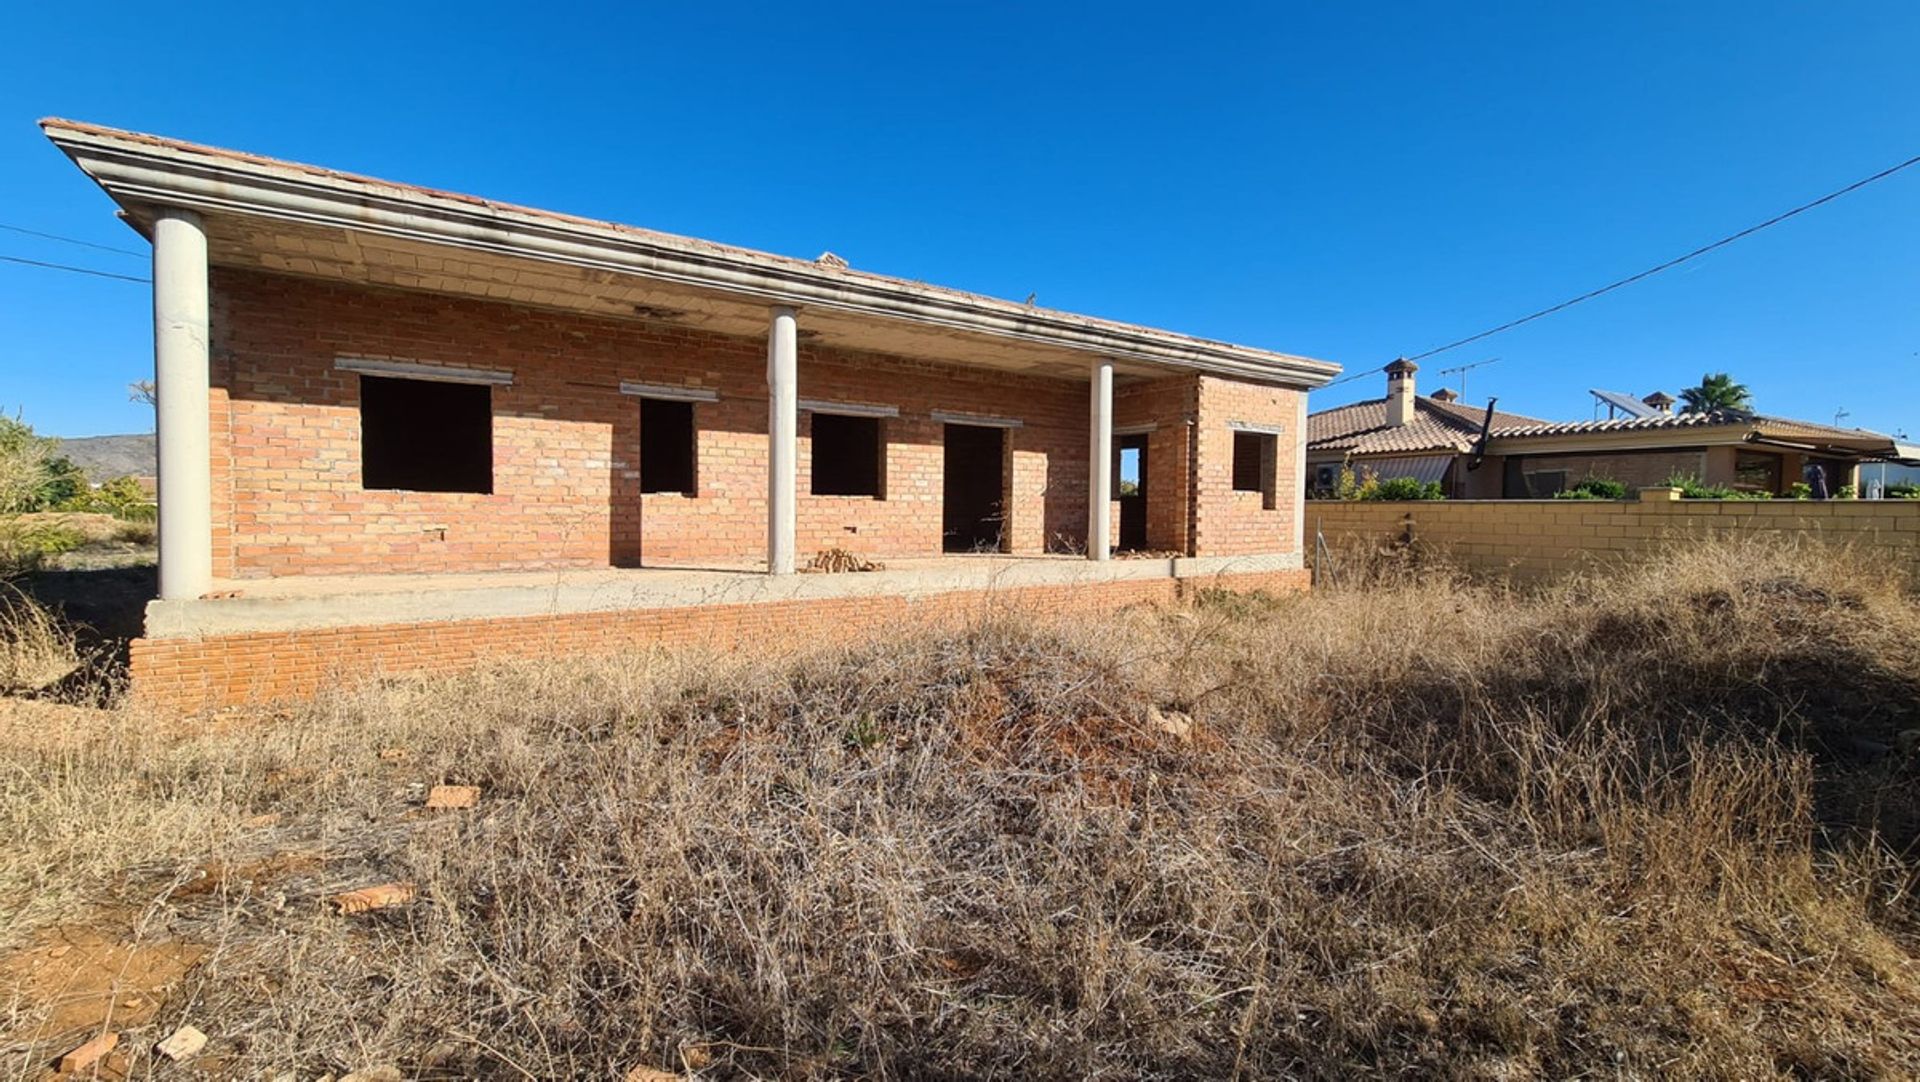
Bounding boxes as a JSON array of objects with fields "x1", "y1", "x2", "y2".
[
  {"x1": 0, "y1": 517, "x2": 86, "y2": 578},
  {"x1": 59, "y1": 475, "x2": 156, "y2": 521},
  {"x1": 1361, "y1": 476, "x2": 1445, "y2": 501},
  {"x1": 0, "y1": 413, "x2": 86, "y2": 514},
  {"x1": 1663, "y1": 473, "x2": 1771, "y2": 500},
  {"x1": 1553, "y1": 476, "x2": 1628, "y2": 500},
  {"x1": 1887, "y1": 481, "x2": 1920, "y2": 500},
  {"x1": 1786, "y1": 481, "x2": 1813, "y2": 500},
  {"x1": 1330, "y1": 462, "x2": 1444, "y2": 501}
]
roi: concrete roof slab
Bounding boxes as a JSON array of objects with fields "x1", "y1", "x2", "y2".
[{"x1": 44, "y1": 119, "x2": 1341, "y2": 390}]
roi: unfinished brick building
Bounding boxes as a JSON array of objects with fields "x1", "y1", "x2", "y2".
[{"x1": 44, "y1": 121, "x2": 1338, "y2": 709}]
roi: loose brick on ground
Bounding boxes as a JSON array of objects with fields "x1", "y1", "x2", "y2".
[
  {"x1": 57, "y1": 1031, "x2": 119, "y2": 1073},
  {"x1": 425, "y1": 784, "x2": 480, "y2": 810},
  {"x1": 332, "y1": 882, "x2": 418, "y2": 914}
]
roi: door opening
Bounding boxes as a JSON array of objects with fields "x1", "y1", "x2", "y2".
[
  {"x1": 1117, "y1": 433, "x2": 1148, "y2": 551},
  {"x1": 943, "y1": 424, "x2": 1006, "y2": 553}
]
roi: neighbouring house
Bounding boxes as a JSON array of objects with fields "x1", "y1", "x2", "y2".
[
  {"x1": 1307, "y1": 360, "x2": 1910, "y2": 498},
  {"x1": 43, "y1": 120, "x2": 1338, "y2": 709}
]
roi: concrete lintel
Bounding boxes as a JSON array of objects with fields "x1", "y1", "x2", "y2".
[
  {"x1": 1228, "y1": 420, "x2": 1288, "y2": 436},
  {"x1": 930, "y1": 410, "x2": 1023, "y2": 429},
  {"x1": 619, "y1": 381, "x2": 720, "y2": 402},
  {"x1": 336, "y1": 356, "x2": 514, "y2": 385},
  {"x1": 1113, "y1": 422, "x2": 1158, "y2": 436},
  {"x1": 799, "y1": 399, "x2": 899, "y2": 419}
]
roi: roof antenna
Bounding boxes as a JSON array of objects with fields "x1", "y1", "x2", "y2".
[{"x1": 1436, "y1": 356, "x2": 1499, "y2": 399}]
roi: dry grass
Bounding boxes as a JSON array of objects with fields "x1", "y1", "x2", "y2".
[
  {"x1": 0, "y1": 586, "x2": 88, "y2": 696},
  {"x1": 1, "y1": 538, "x2": 1917, "y2": 1078}
]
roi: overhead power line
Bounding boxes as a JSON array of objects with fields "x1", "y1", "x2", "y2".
[
  {"x1": 0, "y1": 222, "x2": 145, "y2": 258},
  {"x1": 1323, "y1": 150, "x2": 1920, "y2": 391},
  {"x1": 0, "y1": 253, "x2": 151, "y2": 284}
]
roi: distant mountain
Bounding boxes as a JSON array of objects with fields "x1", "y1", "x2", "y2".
[{"x1": 57, "y1": 433, "x2": 156, "y2": 480}]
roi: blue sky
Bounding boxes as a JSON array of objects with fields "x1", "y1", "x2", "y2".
[{"x1": 2, "y1": 3, "x2": 1916, "y2": 438}]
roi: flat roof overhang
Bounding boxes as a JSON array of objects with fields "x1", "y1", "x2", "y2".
[
  {"x1": 1742, "y1": 435, "x2": 1900, "y2": 459},
  {"x1": 42, "y1": 119, "x2": 1341, "y2": 389}
]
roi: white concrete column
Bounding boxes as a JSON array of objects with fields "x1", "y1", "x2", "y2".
[
  {"x1": 1087, "y1": 359, "x2": 1113, "y2": 561},
  {"x1": 1293, "y1": 391, "x2": 1309, "y2": 553},
  {"x1": 153, "y1": 210, "x2": 213, "y2": 600},
  {"x1": 766, "y1": 305, "x2": 799, "y2": 575}
]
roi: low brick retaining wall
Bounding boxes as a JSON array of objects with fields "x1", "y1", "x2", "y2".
[
  {"x1": 131, "y1": 568, "x2": 1308, "y2": 712},
  {"x1": 1306, "y1": 494, "x2": 1920, "y2": 581}
]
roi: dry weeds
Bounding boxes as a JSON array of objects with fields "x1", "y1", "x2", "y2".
[
  {"x1": 0, "y1": 584, "x2": 86, "y2": 696},
  {"x1": 0, "y1": 538, "x2": 1916, "y2": 1078}
]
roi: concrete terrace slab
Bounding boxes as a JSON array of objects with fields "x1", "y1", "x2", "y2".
[{"x1": 148, "y1": 553, "x2": 1304, "y2": 638}]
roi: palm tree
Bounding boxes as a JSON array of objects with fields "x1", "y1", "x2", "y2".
[{"x1": 1678, "y1": 372, "x2": 1751, "y2": 414}]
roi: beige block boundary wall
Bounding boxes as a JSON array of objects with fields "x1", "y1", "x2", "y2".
[
  {"x1": 1306, "y1": 498, "x2": 1920, "y2": 580},
  {"x1": 131, "y1": 569, "x2": 1309, "y2": 712}
]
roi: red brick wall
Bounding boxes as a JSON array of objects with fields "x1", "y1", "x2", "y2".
[
  {"x1": 1192, "y1": 376, "x2": 1305, "y2": 556},
  {"x1": 130, "y1": 569, "x2": 1309, "y2": 712},
  {"x1": 210, "y1": 269, "x2": 1091, "y2": 577},
  {"x1": 208, "y1": 270, "x2": 1306, "y2": 578},
  {"x1": 1114, "y1": 375, "x2": 1199, "y2": 554}
]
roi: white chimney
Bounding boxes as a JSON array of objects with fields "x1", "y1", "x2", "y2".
[
  {"x1": 1642, "y1": 391, "x2": 1675, "y2": 415},
  {"x1": 1386, "y1": 358, "x2": 1418, "y2": 427}
]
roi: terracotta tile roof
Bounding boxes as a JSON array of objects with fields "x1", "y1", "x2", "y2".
[
  {"x1": 1312, "y1": 396, "x2": 1903, "y2": 458},
  {"x1": 1490, "y1": 410, "x2": 1898, "y2": 447},
  {"x1": 1308, "y1": 396, "x2": 1548, "y2": 455},
  {"x1": 1745, "y1": 415, "x2": 1900, "y2": 445},
  {"x1": 1488, "y1": 410, "x2": 1744, "y2": 438}
]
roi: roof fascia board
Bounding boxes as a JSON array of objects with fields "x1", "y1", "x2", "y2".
[
  {"x1": 45, "y1": 125, "x2": 1340, "y2": 389},
  {"x1": 1743, "y1": 436, "x2": 1885, "y2": 457}
]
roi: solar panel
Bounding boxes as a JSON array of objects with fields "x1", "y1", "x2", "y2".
[{"x1": 1589, "y1": 388, "x2": 1658, "y2": 419}]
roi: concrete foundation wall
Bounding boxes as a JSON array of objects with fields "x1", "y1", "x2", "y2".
[
  {"x1": 129, "y1": 567, "x2": 1309, "y2": 711},
  {"x1": 1306, "y1": 496, "x2": 1920, "y2": 580}
]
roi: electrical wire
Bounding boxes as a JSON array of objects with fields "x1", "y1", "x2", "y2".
[
  {"x1": 0, "y1": 222, "x2": 145, "y2": 258},
  {"x1": 1325, "y1": 151, "x2": 1920, "y2": 391},
  {"x1": 0, "y1": 253, "x2": 151, "y2": 284}
]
